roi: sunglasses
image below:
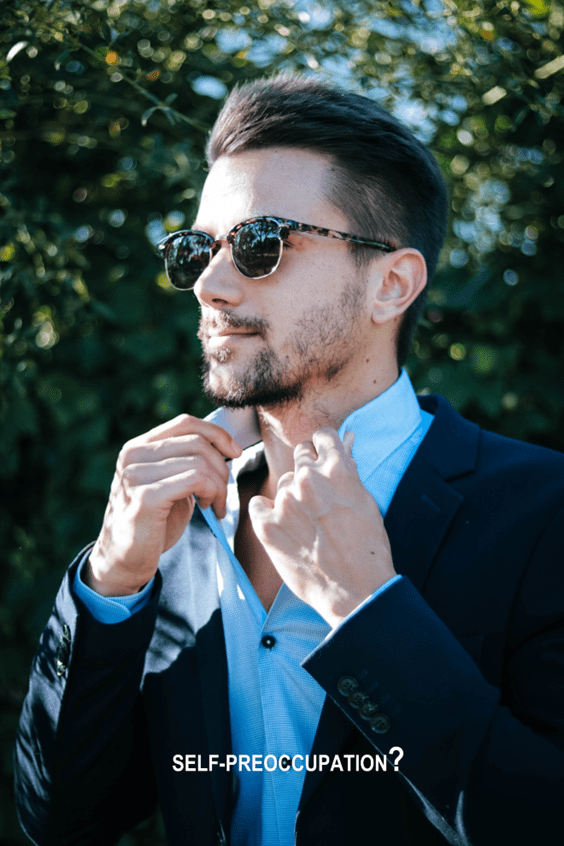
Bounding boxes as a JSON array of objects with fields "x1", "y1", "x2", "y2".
[{"x1": 156, "y1": 216, "x2": 395, "y2": 290}]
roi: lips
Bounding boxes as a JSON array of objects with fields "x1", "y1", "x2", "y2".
[
  {"x1": 198, "y1": 312, "x2": 269, "y2": 346},
  {"x1": 212, "y1": 330, "x2": 257, "y2": 337},
  {"x1": 206, "y1": 331, "x2": 258, "y2": 348}
]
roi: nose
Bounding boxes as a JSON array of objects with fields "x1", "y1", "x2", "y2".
[{"x1": 193, "y1": 243, "x2": 246, "y2": 309}]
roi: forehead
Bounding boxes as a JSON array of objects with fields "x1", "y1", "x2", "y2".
[{"x1": 196, "y1": 147, "x2": 347, "y2": 233}]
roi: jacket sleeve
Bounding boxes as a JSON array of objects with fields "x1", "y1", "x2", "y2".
[
  {"x1": 302, "y1": 504, "x2": 564, "y2": 846},
  {"x1": 14, "y1": 547, "x2": 163, "y2": 846}
]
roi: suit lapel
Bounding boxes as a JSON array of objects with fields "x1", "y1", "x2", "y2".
[
  {"x1": 384, "y1": 456, "x2": 464, "y2": 592},
  {"x1": 300, "y1": 395, "x2": 480, "y2": 807},
  {"x1": 385, "y1": 395, "x2": 479, "y2": 591}
]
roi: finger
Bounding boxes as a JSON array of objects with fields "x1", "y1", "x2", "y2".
[
  {"x1": 248, "y1": 494, "x2": 275, "y2": 529},
  {"x1": 293, "y1": 442, "x2": 320, "y2": 489},
  {"x1": 190, "y1": 473, "x2": 229, "y2": 520},
  {"x1": 135, "y1": 465, "x2": 228, "y2": 518},
  {"x1": 137, "y1": 414, "x2": 242, "y2": 459},
  {"x1": 311, "y1": 427, "x2": 346, "y2": 460},
  {"x1": 293, "y1": 439, "x2": 318, "y2": 466},
  {"x1": 122, "y1": 454, "x2": 230, "y2": 488},
  {"x1": 122, "y1": 437, "x2": 232, "y2": 484},
  {"x1": 277, "y1": 471, "x2": 295, "y2": 490},
  {"x1": 343, "y1": 430, "x2": 355, "y2": 456}
]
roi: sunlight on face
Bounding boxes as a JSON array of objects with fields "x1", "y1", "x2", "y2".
[{"x1": 193, "y1": 148, "x2": 373, "y2": 409}]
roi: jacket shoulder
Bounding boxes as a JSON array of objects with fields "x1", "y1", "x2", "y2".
[{"x1": 419, "y1": 393, "x2": 564, "y2": 485}]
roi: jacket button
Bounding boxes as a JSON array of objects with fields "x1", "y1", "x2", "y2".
[
  {"x1": 337, "y1": 676, "x2": 359, "y2": 696},
  {"x1": 261, "y1": 634, "x2": 276, "y2": 649},
  {"x1": 359, "y1": 700, "x2": 380, "y2": 720},
  {"x1": 369, "y1": 714, "x2": 392, "y2": 734},
  {"x1": 348, "y1": 690, "x2": 369, "y2": 709}
]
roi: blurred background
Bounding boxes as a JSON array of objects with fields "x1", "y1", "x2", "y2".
[{"x1": 1, "y1": 0, "x2": 563, "y2": 842}]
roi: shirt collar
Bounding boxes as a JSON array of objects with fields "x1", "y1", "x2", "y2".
[
  {"x1": 337, "y1": 368, "x2": 422, "y2": 487},
  {"x1": 206, "y1": 368, "x2": 422, "y2": 488}
]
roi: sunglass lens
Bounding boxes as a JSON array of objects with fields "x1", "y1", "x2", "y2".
[
  {"x1": 166, "y1": 233, "x2": 211, "y2": 290},
  {"x1": 233, "y1": 219, "x2": 282, "y2": 278}
]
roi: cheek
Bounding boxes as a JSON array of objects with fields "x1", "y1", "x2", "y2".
[
  {"x1": 263, "y1": 297, "x2": 318, "y2": 349},
  {"x1": 258, "y1": 256, "x2": 364, "y2": 339},
  {"x1": 259, "y1": 292, "x2": 314, "y2": 333}
]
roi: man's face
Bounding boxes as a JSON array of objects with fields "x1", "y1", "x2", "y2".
[{"x1": 193, "y1": 147, "x2": 373, "y2": 409}]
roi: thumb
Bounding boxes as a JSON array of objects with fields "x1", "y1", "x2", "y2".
[{"x1": 248, "y1": 494, "x2": 274, "y2": 522}]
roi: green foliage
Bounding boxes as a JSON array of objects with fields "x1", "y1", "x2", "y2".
[{"x1": 1, "y1": 0, "x2": 563, "y2": 841}]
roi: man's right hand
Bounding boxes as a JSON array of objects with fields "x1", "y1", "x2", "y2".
[{"x1": 86, "y1": 414, "x2": 242, "y2": 597}]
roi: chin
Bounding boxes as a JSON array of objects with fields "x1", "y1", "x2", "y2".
[{"x1": 201, "y1": 357, "x2": 303, "y2": 410}]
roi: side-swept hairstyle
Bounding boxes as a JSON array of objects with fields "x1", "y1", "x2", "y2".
[{"x1": 206, "y1": 75, "x2": 448, "y2": 365}]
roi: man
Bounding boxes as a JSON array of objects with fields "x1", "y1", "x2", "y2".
[{"x1": 15, "y1": 76, "x2": 564, "y2": 846}]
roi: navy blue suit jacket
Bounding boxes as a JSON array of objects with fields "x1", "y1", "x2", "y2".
[{"x1": 15, "y1": 395, "x2": 564, "y2": 845}]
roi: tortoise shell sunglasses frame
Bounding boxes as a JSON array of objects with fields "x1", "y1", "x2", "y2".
[{"x1": 156, "y1": 215, "x2": 396, "y2": 290}]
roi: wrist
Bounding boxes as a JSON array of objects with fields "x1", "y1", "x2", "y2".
[
  {"x1": 323, "y1": 571, "x2": 399, "y2": 630},
  {"x1": 86, "y1": 545, "x2": 150, "y2": 597}
]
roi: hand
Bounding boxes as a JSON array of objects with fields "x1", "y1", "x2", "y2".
[
  {"x1": 87, "y1": 414, "x2": 242, "y2": 597},
  {"x1": 248, "y1": 428, "x2": 395, "y2": 628}
]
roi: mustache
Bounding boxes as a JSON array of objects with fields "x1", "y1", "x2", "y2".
[{"x1": 197, "y1": 311, "x2": 270, "y2": 340}]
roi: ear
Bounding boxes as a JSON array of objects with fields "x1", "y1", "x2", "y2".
[{"x1": 369, "y1": 249, "x2": 427, "y2": 325}]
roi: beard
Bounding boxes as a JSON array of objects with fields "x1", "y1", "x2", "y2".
[{"x1": 198, "y1": 277, "x2": 366, "y2": 409}]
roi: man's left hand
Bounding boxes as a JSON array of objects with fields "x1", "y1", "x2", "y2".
[{"x1": 248, "y1": 428, "x2": 396, "y2": 628}]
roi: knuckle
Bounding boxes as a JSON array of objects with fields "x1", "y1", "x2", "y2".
[
  {"x1": 185, "y1": 465, "x2": 203, "y2": 489},
  {"x1": 295, "y1": 465, "x2": 314, "y2": 488},
  {"x1": 181, "y1": 414, "x2": 211, "y2": 436},
  {"x1": 178, "y1": 413, "x2": 196, "y2": 426},
  {"x1": 191, "y1": 466, "x2": 219, "y2": 494},
  {"x1": 137, "y1": 485, "x2": 157, "y2": 510},
  {"x1": 314, "y1": 426, "x2": 336, "y2": 445},
  {"x1": 278, "y1": 470, "x2": 294, "y2": 488},
  {"x1": 121, "y1": 463, "x2": 138, "y2": 485},
  {"x1": 277, "y1": 486, "x2": 296, "y2": 512},
  {"x1": 198, "y1": 466, "x2": 214, "y2": 487},
  {"x1": 186, "y1": 433, "x2": 206, "y2": 451},
  {"x1": 118, "y1": 441, "x2": 138, "y2": 468},
  {"x1": 324, "y1": 453, "x2": 342, "y2": 478}
]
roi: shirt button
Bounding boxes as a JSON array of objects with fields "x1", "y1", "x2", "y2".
[
  {"x1": 261, "y1": 635, "x2": 276, "y2": 649},
  {"x1": 337, "y1": 676, "x2": 359, "y2": 696}
]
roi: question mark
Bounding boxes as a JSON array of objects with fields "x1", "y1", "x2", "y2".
[{"x1": 388, "y1": 747, "x2": 404, "y2": 771}]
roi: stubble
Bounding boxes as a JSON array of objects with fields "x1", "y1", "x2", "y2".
[{"x1": 198, "y1": 276, "x2": 366, "y2": 409}]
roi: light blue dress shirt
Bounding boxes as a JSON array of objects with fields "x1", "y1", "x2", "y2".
[{"x1": 74, "y1": 369, "x2": 433, "y2": 846}]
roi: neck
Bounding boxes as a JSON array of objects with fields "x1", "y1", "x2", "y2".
[{"x1": 256, "y1": 362, "x2": 400, "y2": 499}]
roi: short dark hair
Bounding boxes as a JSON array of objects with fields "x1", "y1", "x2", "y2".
[{"x1": 206, "y1": 74, "x2": 448, "y2": 365}]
